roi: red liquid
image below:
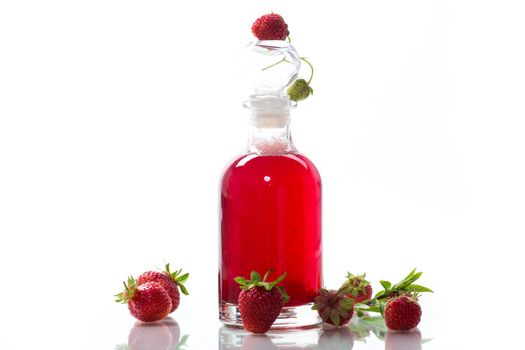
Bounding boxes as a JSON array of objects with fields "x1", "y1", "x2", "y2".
[{"x1": 220, "y1": 153, "x2": 322, "y2": 307}]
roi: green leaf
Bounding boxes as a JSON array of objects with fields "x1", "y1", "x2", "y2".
[
  {"x1": 276, "y1": 286, "x2": 289, "y2": 304},
  {"x1": 380, "y1": 280, "x2": 391, "y2": 290},
  {"x1": 379, "y1": 301, "x2": 385, "y2": 318},
  {"x1": 234, "y1": 277, "x2": 248, "y2": 285},
  {"x1": 339, "y1": 286, "x2": 353, "y2": 295},
  {"x1": 250, "y1": 271, "x2": 262, "y2": 282},
  {"x1": 330, "y1": 312, "x2": 340, "y2": 326},
  {"x1": 360, "y1": 316, "x2": 385, "y2": 325},
  {"x1": 341, "y1": 298, "x2": 354, "y2": 309},
  {"x1": 406, "y1": 284, "x2": 433, "y2": 293},
  {"x1": 270, "y1": 272, "x2": 287, "y2": 287},
  {"x1": 375, "y1": 290, "x2": 385, "y2": 299},
  {"x1": 175, "y1": 334, "x2": 189, "y2": 350},
  {"x1": 176, "y1": 273, "x2": 189, "y2": 283},
  {"x1": 178, "y1": 284, "x2": 189, "y2": 296},
  {"x1": 406, "y1": 268, "x2": 417, "y2": 279},
  {"x1": 412, "y1": 272, "x2": 423, "y2": 282}
]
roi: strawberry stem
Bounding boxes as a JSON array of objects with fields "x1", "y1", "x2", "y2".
[
  {"x1": 261, "y1": 57, "x2": 293, "y2": 71},
  {"x1": 300, "y1": 57, "x2": 314, "y2": 84}
]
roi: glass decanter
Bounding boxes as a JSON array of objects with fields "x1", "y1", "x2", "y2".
[{"x1": 219, "y1": 41, "x2": 322, "y2": 328}]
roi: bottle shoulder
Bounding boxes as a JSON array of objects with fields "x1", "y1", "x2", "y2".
[{"x1": 222, "y1": 152, "x2": 321, "y2": 180}]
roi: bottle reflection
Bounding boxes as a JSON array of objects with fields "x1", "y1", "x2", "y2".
[
  {"x1": 219, "y1": 320, "x2": 428, "y2": 350},
  {"x1": 219, "y1": 326, "x2": 320, "y2": 350},
  {"x1": 385, "y1": 329, "x2": 422, "y2": 350},
  {"x1": 118, "y1": 318, "x2": 188, "y2": 350}
]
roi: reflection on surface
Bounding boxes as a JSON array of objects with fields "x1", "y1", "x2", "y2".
[
  {"x1": 318, "y1": 327, "x2": 354, "y2": 350},
  {"x1": 219, "y1": 326, "x2": 320, "y2": 349},
  {"x1": 241, "y1": 335, "x2": 278, "y2": 350},
  {"x1": 219, "y1": 317, "x2": 431, "y2": 350},
  {"x1": 115, "y1": 317, "x2": 188, "y2": 350},
  {"x1": 385, "y1": 329, "x2": 422, "y2": 350}
]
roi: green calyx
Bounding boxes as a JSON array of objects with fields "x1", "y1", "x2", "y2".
[
  {"x1": 114, "y1": 276, "x2": 138, "y2": 304},
  {"x1": 234, "y1": 270, "x2": 289, "y2": 303},
  {"x1": 164, "y1": 263, "x2": 190, "y2": 296},
  {"x1": 312, "y1": 286, "x2": 354, "y2": 326},
  {"x1": 342, "y1": 272, "x2": 370, "y2": 298}
]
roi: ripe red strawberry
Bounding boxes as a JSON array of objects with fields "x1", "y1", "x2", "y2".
[
  {"x1": 344, "y1": 272, "x2": 373, "y2": 303},
  {"x1": 313, "y1": 287, "x2": 354, "y2": 326},
  {"x1": 137, "y1": 264, "x2": 189, "y2": 313},
  {"x1": 384, "y1": 295, "x2": 422, "y2": 331},
  {"x1": 116, "y1": 276, "x2": 172, "y2": 322},
  {"x1": 251, "y1": 13, "x2": 289, "y2": 41},
  {"x1": 234, "y1": 270, "x2": 289, "y2": 334}
]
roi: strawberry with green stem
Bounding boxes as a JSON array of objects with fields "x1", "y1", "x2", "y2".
[
  {"x1": 251, "y1": 13, "x2": 289, "y2": 41},
  {"x1": 287, "y1": 57, "x2": 314, "y2": 102},
  {"x1": 313, "y1": 284, "x2": 355, "y2": 327},
  {"x1": 343, "y1": 272, "x2": 373, "y2": 303},
  {"x1": 354, "y1": 269, "x2": 432, "y2": 318},
  {"x1": 137, "y1": 263, "x2": 189, "y2": 313},
  {"x1": 253, "y1": 12, "x2": 315, "y2": 102},
  {"x1": 115, "y1": 276, "x2": 172, "y2": 322},
  {"x1": 384, "y1": 293, "x2": 422, "y2": 331},
  {"x1": 234, "y1": 270, "x2": 289, "y2": 334}
]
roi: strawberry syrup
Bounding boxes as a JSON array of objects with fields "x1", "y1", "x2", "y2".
[{"x1": 220, "y1": 153, "x2": 322, "y2": 307}]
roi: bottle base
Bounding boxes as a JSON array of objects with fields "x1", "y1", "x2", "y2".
[{"x1": 219, "y1": 301, "x2": 322, "y2": 329}]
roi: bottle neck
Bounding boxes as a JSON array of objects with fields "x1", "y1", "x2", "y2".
[
  {"x1": 244, "y1": 95, "x2": 296, "y2": 155},
  {"x1": 248, "y1": 115, "x2": 296, "y2": 155}
]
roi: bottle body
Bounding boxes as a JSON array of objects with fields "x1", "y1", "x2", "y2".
[{"x1": 219, "y1": 151, "x2": 322, "y2": 327}]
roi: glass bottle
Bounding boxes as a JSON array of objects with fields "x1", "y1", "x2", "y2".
[{"x1": 219, "y1": 41, "x2": 322, "y2": 328}]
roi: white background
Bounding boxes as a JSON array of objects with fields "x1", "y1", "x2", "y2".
[{"x1": 1, "y1": 1, "x2": 524, "y2": 349}]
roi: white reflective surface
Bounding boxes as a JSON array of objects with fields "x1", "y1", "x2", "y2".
[{"x1": 109, "y1": 315, "x2": 435, "y2": 350}]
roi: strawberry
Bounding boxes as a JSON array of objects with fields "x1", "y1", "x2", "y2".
[
  {"x1": 343, "y1": 272, "x2": 373, "y2": 303},
  {"x1": 384, "y1": 295, "x2": 422, "y2": 331},
  {"x1": 312, "y1": 286, "x2": 354, "y2": 327},
  {"x1": 354, "y1": 269, "x2": 432, "y2": 321},
  {"x1": 116, "y1": 276, "x2": 172, "y2": 322},
  {"x1": 137, "y1": 264, "x2": 189, "y2": 313},
  {"x1": 287, "y1": 79, "x2": 313, "y2": 101},
  {"x1": 251, "y1": 13, "x2": 289, "y2": 41},
  {"x1": 234, "y1": 270, "x2": 289, "y2": 334}
]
